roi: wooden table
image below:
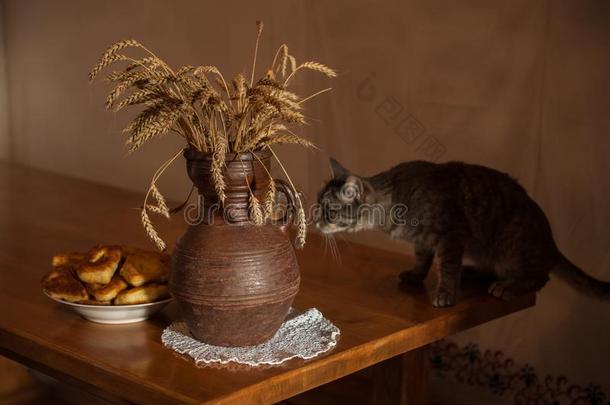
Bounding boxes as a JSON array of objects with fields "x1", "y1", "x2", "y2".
[{"x1": 0, "y1": 162, "x2": 535, "y2": 404}]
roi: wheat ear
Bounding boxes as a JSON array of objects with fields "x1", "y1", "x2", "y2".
[
  {"x1": 194, "y1": 65, "x2": 232, "y2": 106},
  {"x1": 283, "y1": 61, "x2": 337, "y2": 85},
  {"x1": 114, "y1": 88, "x2": 161, "y2": 111},
  {"x1": 146, "y1": 204, "x2": 169, "y2": 216},
  {"x1": 249, "y1": 194, "x2": 264, "y2": 225},
  {"x1": 271, "y1": 44, "x2": 289, "y2": 77},
  {"x1": 295, "y1": 204, "x2": 307, "y2": 249},
  {"x1": 100, "y1": 39, "x2": 142, "y2": 61},
  {"x1": 251, "y1": 152, "x2": 276, "y2": 220},
  {"x1": 140, "y1": 149, "x2": 183, "y2": 250},
  {"x1": 211, "y1": 133, "x2": 227, "y2": 203},
  {"x1": 267, "y1": 146, "x2": 308, "y2": 248},
  {"x1": 236, "y1": 155, "x2": 264, "y2": 226},
  {"x1": 262, "y1": 178, "x2": 276, "y2": 219},
  {"x1": 89, "y1": 54, "x2": 128, "y2": 82},
  {"x1": 150, "y1": 184, "x2": 170, "y2": 218},
  {"x1": 261, "y1": 133, "x2": 315, "y2": 148},
  {"x1": 298, "y1": 61, "x2": 337, "y2": 77},
  {"x1": 141, "y1": 209, "x2": 166, "y2": 251},
  {"x1": 250, "y1": 21, "x2": 264, "y2": 86}
]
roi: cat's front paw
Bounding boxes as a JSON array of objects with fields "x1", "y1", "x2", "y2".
[
  {"x1": 488, "y1": 281, "x2": 515, "y2": 300},
  {"x1": 399, "y1": 269, "x2": 426, "y2": 285},
  {"x1": 432, "y1": 287, "x2": 456, "y2": 307}
]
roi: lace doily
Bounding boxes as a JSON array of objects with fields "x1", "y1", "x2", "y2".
[{"x1": 161, "y1": 308, "x2": 340, "y2": 366}]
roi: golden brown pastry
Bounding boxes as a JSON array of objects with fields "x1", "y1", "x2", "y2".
[
  {"x1": 44, "y1": 245, "x2": 172, "y2": 307},
  {"x1": 86, "y1": 275, "x2": 129, "y2": 301},
  {"x1": 120, "y1": 249, "x2": 170, "y2": 287},
  {"x1": 76, "y1": 245, "x2": 122, "y2": 284},
  {"x1": 114, "y1": 283, "x2": 169, "y2": 305},
  {"x1": 41, "y1": 266, "x2": 89, "y2": 302},
  {"x1": 51, "y1": 252, "x2": 87, "y2": 268}
]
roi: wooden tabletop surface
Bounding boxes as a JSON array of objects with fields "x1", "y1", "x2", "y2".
[{"x1": 0, "y1": 162, "x2": 535, "y2": 404}]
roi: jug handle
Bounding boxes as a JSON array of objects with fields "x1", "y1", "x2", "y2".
[{"x1": 273, "y1": 179, "x2": 297, "y2": 233}]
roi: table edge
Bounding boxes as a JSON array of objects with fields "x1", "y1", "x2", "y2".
[{"x1": 1, "y1": 293, "x2": 535, "y2": 404}]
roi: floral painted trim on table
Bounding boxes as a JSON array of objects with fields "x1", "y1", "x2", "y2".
[{"x1": 430, "y1": 340, "x2": 609, "y2": 405}]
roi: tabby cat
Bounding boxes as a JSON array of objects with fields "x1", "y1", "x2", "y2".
[{"x1": 315, "y1": 158, "x2": 609, "y2": 307}]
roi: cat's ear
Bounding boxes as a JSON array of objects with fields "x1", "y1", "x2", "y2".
[
  {"x1": 330, "y1": 158, "x2": 350, "y2": 178},
  {"x1": 340, "y1": 175, "x2": 364, "y2": 203}
]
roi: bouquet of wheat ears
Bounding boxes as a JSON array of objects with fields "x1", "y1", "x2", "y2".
[{"x1": 90, "y1": 21, "x2": 335, "y2": 251}]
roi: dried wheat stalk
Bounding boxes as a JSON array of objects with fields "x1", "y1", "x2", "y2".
[
  {"x1": 141, "y1": 208, "x2": 166, "y2": 251},
  {"x1": 150, "y1": 184, "x2": 170, "y2": 218},
  {"x1": 211, "y1": 133, "x2": 227, "y2": 202},
  {"x1": 249, "y1": 194, "x2": 264, "y2": 225},
  {"x1": 262, "y1": 179, "x2": 276, "y2": 219},
  {"x1": 295, "y1": 203, "x2": 307, "y2": 249},
  {"x1": 90, "y1": 21, "x2": 335, "y2": 249}
]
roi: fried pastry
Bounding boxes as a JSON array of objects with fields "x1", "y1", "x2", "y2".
[
  {"x1": 51, "y1": 252, "x2": 87, "y2": 268},
  {"x1": 86, "y1": 275, "x2": 129, "y2": 301},
  {"x1": 120, "y1": 249, "x2": 170, "y2": 287},
  {"x1": 114, "y1": 283, "x2": 169, "y2": 305},
  {"x1": 42, "y1": 266, "x2": 66, "y2": 283},
  {"x1": 77, "y1": 245, "x2": 122, "y2": 284},
  {"x1": 41, "y1": 266, "x2": 89, "y2": 302}
]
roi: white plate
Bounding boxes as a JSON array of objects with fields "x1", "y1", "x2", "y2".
[{"x1": 44, "y1": 291, "x2": 173, "y2": 324}]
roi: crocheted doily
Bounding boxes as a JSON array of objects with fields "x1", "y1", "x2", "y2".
[{"x1": 161, "y1": 308, "x2": 340, "y2": 366}]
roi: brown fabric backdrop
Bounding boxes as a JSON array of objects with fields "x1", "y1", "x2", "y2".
[{"x1": 2, "y1": 0, "x2": 609, "y2": 401}]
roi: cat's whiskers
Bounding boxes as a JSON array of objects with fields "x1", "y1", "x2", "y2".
[
  {"x1": 322, "y1": 233, "x2": 329, "y2": 256},
  {"x1": 327, "y1": 236, "x2": 334, "y2": 261},
  {"x1": 320, "y1": 232, "x2": 337, "y2": 263},
  {"x1": 328, "y1": 234, "x2": 342, "y2": 264}
]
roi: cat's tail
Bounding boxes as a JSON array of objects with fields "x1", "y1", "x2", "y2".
[{"x1": 552, "y1": 254, "x2": 610, "y2": 300}]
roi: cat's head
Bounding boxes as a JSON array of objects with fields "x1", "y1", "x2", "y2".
[{"x1": 315, "y1": 158, "x2": 377, "y2": 234}]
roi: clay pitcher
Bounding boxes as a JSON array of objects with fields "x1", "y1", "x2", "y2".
[{"x1": 169, "y1": 148, "x2": 300, "y2": 347}]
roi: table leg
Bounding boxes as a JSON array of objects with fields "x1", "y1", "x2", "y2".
[{"x1": 371, "y1": 345, "x2": 429, "y2": 405}]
